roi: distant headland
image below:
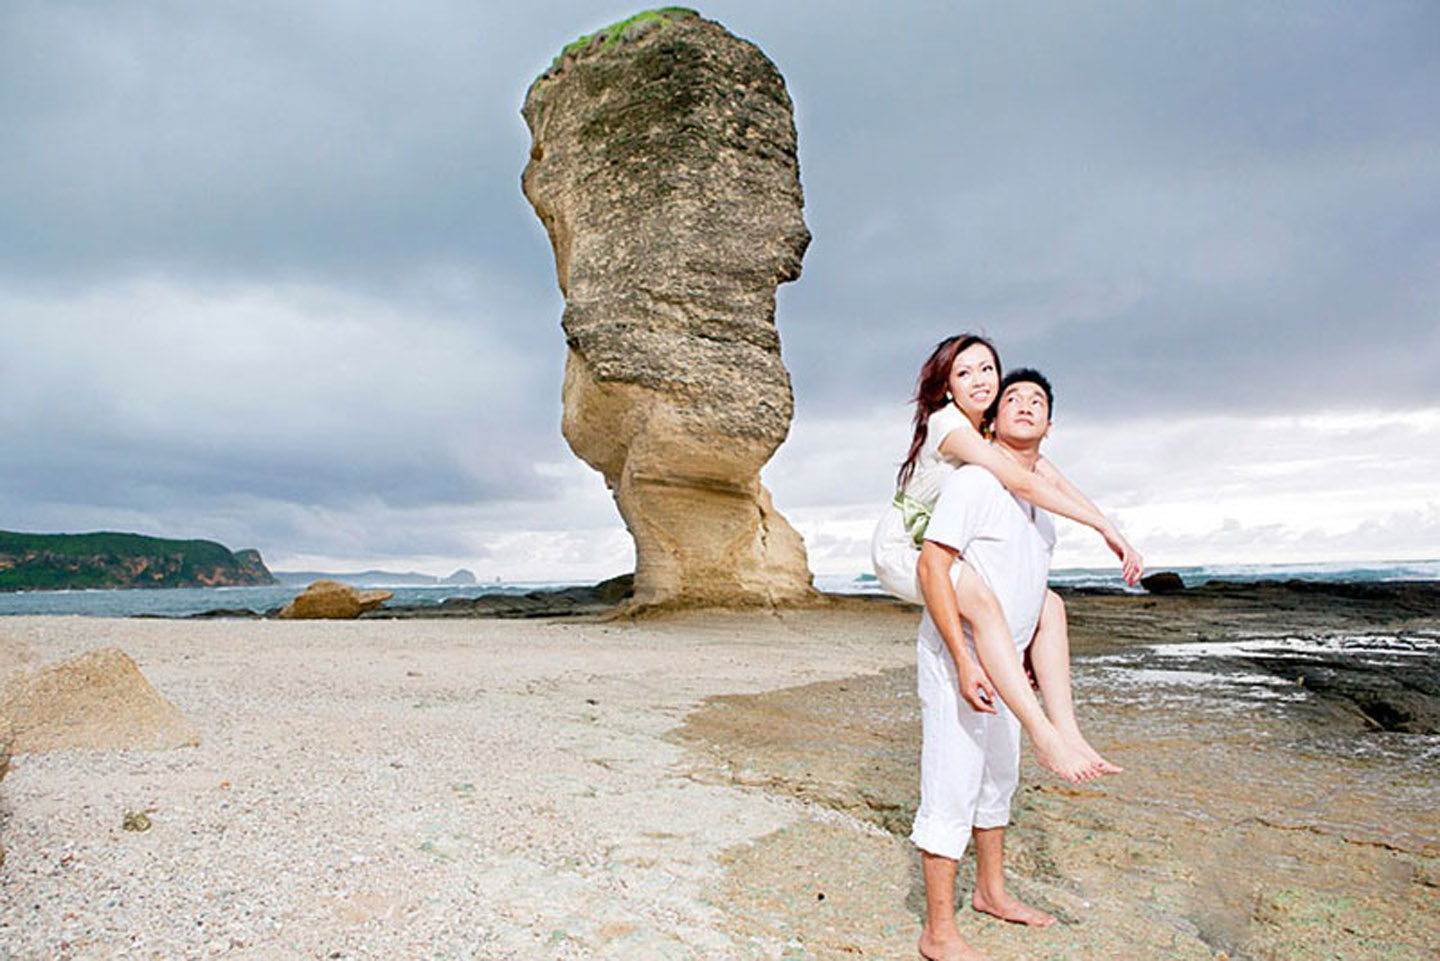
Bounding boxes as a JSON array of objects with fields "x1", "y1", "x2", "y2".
[
  {"x1": 0, "y1": 531, "x2": 275, "y2": 592},
  {"x1": 271, "y1": 569, "x2": 478, "y2": 588}
]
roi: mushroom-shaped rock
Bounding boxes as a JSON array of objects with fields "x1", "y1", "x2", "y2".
[
  {"x1": 522, "y1": 9, "x2": 816, "y2": 609},
  {"x1": 279, "y1": 579, "x2": 392, "y2": 619}
]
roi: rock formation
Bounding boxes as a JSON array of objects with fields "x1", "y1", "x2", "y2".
[
  {"x1": 0, "y1": 530, "x2": 276, "y2": 591},
  {"x1": 522, "y1": 9, "x2": 815, "y2": 609},
  {"x1": 0, "y1": 635, "x2": 31, "y2": 868},
  {"x1": 278, "y1": 580, "x2": 393, "y2": 619},
  {"x1": 0, "y1": 646, "x2": 199, "y2": 752},
  {"x1": 1140, "y1": 571, "x2": 1186, "y2": 594},
  {"x1": 0, "y1": 715, "x2": 8, "y2": 867}
]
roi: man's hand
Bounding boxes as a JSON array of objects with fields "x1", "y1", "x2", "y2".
[
  {"x1": 1103, "y1": 525, "x2": 1144, "y2": 586},
  {"x1": 957, "y1": 656, "x2": 998, "y2": 713}
]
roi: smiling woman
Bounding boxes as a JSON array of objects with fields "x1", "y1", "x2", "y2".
[
  {"x1": 871, "y1": 336, "x2": 1138, "y2": 606},
  {"x1": 762, "y1": 404, "x2": 1440, "y2": 579}
]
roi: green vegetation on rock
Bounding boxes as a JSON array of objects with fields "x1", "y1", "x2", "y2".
[
  {"x1": 554, "y1": 7, "x2": 698, "y2": 65},
  {"x1": 0, "y1": 530, "x2": 275, "y2": 591}
]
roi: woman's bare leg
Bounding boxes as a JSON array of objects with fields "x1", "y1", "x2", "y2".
[
  {"x1": 1028, "y1": 590, "x2": 1121, "y2": 774},
  {"x1": 951, "y1": 561, "x2": 1098, "y2": 782}
]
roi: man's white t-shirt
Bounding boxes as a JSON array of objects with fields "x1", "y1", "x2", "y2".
[{"x1": 917, "y1": 464, "x2": 1056, "y2": 652}]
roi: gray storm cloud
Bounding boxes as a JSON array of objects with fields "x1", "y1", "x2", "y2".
[{"x1": 1, "y1": 0, "x2": 1436, "y2": 570}]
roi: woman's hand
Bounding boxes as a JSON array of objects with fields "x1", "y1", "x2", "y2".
[
  {"x1": 957, "y1": 656, "x2": 998, "y2": 713},
  {"x1": 1103, "y1": 525, "x2": 1144, "y2": 586}
]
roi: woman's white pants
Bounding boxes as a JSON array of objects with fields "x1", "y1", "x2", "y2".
[{"x1": 909, "y1": 634, "x2": 1022, "y2": 861}]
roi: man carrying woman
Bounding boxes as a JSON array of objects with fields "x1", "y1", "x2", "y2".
[{"x1": 872, "y1": 338, "x2": 1141, "y2": 959}]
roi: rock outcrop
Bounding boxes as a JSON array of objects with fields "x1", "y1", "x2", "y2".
[
  {"x1": 522, "y1": 9, "x2": 816, "y2": 609},
  {"x1": 0, "y1": 714, "x2": 8, "y2": 868},
  {"x1": 0, "y1": 530, "x2": 276, "y2": 591},
  {"x1": 370, "y1": 573, "x2": 635, "y2": 619},
  {"x1": 1140, "y1": 571, "x2": 1186, "y2": 594},
  {"x1": 0, "y1": 646, "x2": 199, "y2": 752},
  {"x1": 278, "y1": 580, "x2": 393, "y2": 619},
  {"x1": 0, "y1": 635, "x2": 31, "y2": 868}
]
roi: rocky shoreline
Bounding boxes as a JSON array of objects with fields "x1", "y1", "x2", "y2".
[
  {"x1": 188, "y1": 575, "x2": 1440, "y2": 623},
  {"x1": 674, "y1": 583, "x2": 1440, "y2": 959},
  {"x1": 185, "y1": 576, "x2": 1440, "y2": 738}
]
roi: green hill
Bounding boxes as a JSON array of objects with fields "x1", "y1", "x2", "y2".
[{"x1": 0, "y1": 531, "x2": 275, "y2": 591}]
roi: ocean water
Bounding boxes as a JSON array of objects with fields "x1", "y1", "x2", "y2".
[
  {"x1": 0, "y1": 560, "x2": 1435, "y2": 618},
  {"x1": 1078, "y1": 630, "x2": 1440, "y2": 775},
  {"x1": 1085, "y1": 632, "x2": 1440, "y2": 710},
  {"x1": 841, "y1": 558, "x2": 1440, "y2": 594},
  {"x1": 0, "y1": 581, "x2": 575, "y2": 619},
  {"x1": 1048, "y1": 558, "x2": 1440, "y2": 591}
]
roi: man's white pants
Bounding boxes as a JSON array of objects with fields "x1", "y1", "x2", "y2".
[{"x1": 909, "y1": 633, "x2": 1022, "y2": 861}]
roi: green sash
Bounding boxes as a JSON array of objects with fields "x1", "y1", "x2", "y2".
[{"x1": 893, "y1": 490, "x2": 932, "y2": 547}]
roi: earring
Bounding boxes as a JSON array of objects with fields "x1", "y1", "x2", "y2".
[{"x1": 944, "y1": 392, "x2": 953, "y2": 402}]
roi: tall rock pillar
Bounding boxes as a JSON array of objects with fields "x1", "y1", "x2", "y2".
[{"x1": 521, "y1": 9, "x2": 815, "y2": 609}]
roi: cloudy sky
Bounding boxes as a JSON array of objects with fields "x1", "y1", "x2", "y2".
[{"x1": 2, "y1": 1, "x2": 1436, "y2": 580}]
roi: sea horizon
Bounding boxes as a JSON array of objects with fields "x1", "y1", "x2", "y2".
[{"x1": 0, "y1": 557, "x2": 1436, "y2": 619}]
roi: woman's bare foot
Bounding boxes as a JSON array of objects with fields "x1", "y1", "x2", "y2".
[
  {"x1": 918, "y1": 930, "x2": 993, "y2": 960},
  {"x1": 1031, "y1": 725, "x2": 1099, "y2": 783},
  {"x1": 1061, "y1": 727, "x2": 1123, "y2": 774},
  {"x1": 971, "y1": 889, "x2": 1057, "y2": 927}
]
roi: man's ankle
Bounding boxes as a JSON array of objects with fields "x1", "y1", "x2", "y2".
[
  {"x1": 973, "y1": 881, "x2": 1006, "y2": 903},
  {"x1": 923, "y1": 920, "x2": 964, "y2": 939}
]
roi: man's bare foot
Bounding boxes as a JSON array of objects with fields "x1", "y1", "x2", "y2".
[
  {"x1": 1062, "y1": 729, "x2": 1123, "y2": 774},
  {"x1": 1032, "y1": 726, "x2": 1098, "y2": 783},
  {"x1": 918, "y1": 929, "x2": 992, "y2": 960},
  {"x1": 972, "y1": 889, "x2": 1057, "y2": 927}
]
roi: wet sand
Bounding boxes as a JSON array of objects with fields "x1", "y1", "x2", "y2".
[{"x1": 678, "y1": 588, "x2": 1440, "y2": 959}]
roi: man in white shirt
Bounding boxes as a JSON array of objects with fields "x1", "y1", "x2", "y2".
[{"x1": 912, "y1": 369, "x2": 1066, "y2": 961}]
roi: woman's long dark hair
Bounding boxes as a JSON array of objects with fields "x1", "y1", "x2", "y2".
[{"x1": 896, "y1": 333, "x2": 1001, "y2": 490}]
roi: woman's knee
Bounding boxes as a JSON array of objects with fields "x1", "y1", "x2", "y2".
[{"x1": 954, "y1": 562, "x2": 1001, "y2": 611}]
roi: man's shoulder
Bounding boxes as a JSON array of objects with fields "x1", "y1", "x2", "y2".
[
  {"x1": 941, "y1": 463, "x2": 1004, "y2": 498},
  {"x1": 926, "y1": 464, "x2": 1005, "y2": 550}
]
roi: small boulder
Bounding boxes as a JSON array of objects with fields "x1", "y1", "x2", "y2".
[
  {"x1": 0, "y1": 712, "x2": 10, "y2": 868},
  {"x1": 1141, "y1": 571, "x2": 1186, "y2": 594},
  {"x1": 0, "y1": 646, "x2": 198, "y2": 752},
  {"x1": 279, "y1": 579, "x2": 393, "y2": 619},
  {"x1": 1, "y1": 635, "x2": 38, "y2": 684},
  {"x1": 0, "y1": 712, "x2": 11, "y2": 781}
]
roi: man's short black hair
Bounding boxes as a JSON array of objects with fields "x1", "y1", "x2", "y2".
[{"x1": 985, "y1": 368, "x2": 1054, "y2": 425}]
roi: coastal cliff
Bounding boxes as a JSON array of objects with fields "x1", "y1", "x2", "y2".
[{"x1": 0, "y1": 531, "x2": 275, "y2": 592}]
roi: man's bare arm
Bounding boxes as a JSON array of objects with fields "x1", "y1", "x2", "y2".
[{"x1": 917, "y1": 540, "x2": 997, "y2": 713}]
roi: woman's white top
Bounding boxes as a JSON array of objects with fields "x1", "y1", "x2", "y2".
[{"x1": 870, "y1": 404, "x2": 969, "y2": 604}]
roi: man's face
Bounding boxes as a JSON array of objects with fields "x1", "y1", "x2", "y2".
[{"x1": 993, "y1": 381, "x2": 1051, "y2": 445}]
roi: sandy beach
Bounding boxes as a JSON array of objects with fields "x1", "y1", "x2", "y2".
[
  {"x1": 1, "y1": 607, "x2": 917, "y2": 959},
  {"x1": 2, "y1": 592, "x2": 1437, "y2": 959}
]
